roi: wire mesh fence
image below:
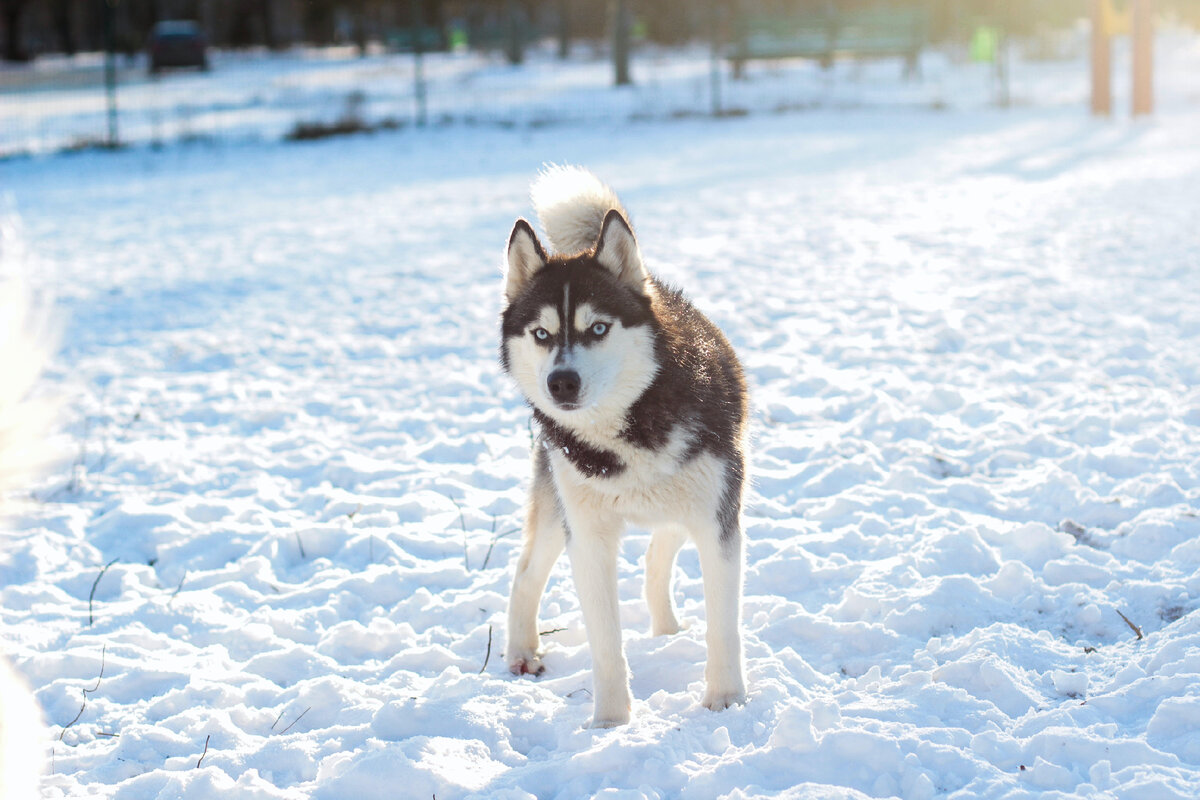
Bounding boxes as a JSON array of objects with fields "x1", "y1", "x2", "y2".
[{"x1": 1, "y1": 3, "x2": 1196, "y2": 159}]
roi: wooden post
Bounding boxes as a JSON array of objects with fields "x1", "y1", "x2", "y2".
[
  {"x1": 411, "y1": 0, "x2": 427, "y2": 126},
  {"x1": 103, "y1": 0, "x2": 119, "y2": 147},
  {"x1": 709, "y1": 0, "x2": 722, "y2": 116},
  {"x1": 1132, "y1": 0, "x2": 1154, "y2": 116},
  {"x1": 612, "y1": 0, "x2": 632, "y2": 86},
  {"x1": 557, "y1": 0, "x2": 570, "y2": 60},
  {"x1": 505, "y1": 0, "x2": 526, "y2": 66},
  {"x1": 1090, "y1": 0, "x2": 1112, "y2": 116}
]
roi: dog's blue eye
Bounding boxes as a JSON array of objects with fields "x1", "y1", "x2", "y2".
[
  {"x1": 533, "y1": 328, "x2": 550, "y2": 341},
  {"x1": 591, "y1": 322, "x2": 608, "y2": 337}
]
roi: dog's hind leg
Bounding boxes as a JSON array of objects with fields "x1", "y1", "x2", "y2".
[
  {"x1": 565, "y1": 510, "x2": 631, "y2": 728},
  {"x1": 691, "y1": 510, "x2": 747, "y2": 711},
  {"x1": 506, "y1": 460, "x2": 565, "y2": 677},
  {"x1": 645, "y1": 525, "x2": 687, "y2": 636}
]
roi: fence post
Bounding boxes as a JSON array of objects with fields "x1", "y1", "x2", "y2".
[
  {"x1": 612, "y1": 0, "x2": 632, "y2": 86},
  {"x1": 709, "y1": 0, "x2": 722, "y2": 116},
  {"x1": 505, "y1": 0, "x2": 526, "y2": 65},
  {"x1": 1090, "y1": 0, "x2": 1112, "y2": 116},
  {"x1": 557, "y1": 0, "x2": 570, "y2": 60},
  {"x1": 103, "y1": 0, "x2": 119, "y2": 146},
  {"x1": 411, "y1": 0, "x2": 427, "y2": 126},
  {"x1": 1132, "y1": 0, "x2": 1154, "y2": 116}
]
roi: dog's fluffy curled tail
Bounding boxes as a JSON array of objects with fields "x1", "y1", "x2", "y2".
[{"x1": 530, "y1": 165, "x2": 630, "y2": 256}]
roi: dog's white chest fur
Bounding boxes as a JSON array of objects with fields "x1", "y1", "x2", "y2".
[{"x1": 546, "y1": 426, "x2": 723, "y2": 528}]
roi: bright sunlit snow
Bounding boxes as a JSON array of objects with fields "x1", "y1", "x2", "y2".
[{"x1": 2, "y1": 36, "x2": 1200, "y2": 800}]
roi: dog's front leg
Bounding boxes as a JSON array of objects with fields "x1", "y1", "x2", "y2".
[
  {"x1": 506, "y1": 470, "x2": 566, "y2": 677},
  {"x1": 566, "y1": 513, "x2": 631, "y2": 728},
  {"x1": 693, "y1": 517, "x2": 747, "y2": 711}
]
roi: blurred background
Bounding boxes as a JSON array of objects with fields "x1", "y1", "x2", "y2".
[{"x1": 1, "y1": 0, "x2": 1198, "y2": 157}]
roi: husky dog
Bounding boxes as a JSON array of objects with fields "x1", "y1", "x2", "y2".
[{"x1": 500, "y1": 166, "x2": 749, "y2": 728}]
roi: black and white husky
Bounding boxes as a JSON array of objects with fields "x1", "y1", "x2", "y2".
[{"x1": 500, "y1": 166, "x2": 749, "y2": 728}]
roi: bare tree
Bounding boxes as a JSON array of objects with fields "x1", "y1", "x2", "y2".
[
  {"x1": 1, "y1": 0, "x2": 31, "y2": 61},
  {"x1": 52, "y1": 0, "x2": 76, "y2": 54}
]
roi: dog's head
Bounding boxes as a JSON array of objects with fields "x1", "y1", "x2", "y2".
[{"x1": 500, "y1": 210, "x2": 660, "y2": 428}]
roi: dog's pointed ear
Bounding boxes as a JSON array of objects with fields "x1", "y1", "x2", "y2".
[
  {"x1": 594, "y1": 209, "x2": 647, "y2": 293},
  {"x1": 505, "y1": 219, "x2": 547, "y2": 301}
]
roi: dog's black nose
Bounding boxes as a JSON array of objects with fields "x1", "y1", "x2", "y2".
[{"x1": 547, "y1": 369, "x2": 581, "y2": 406}]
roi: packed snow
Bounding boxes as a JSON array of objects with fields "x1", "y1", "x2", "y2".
[{"x1": 2, "y1": 33, "x2": 1200, "y2": 800}]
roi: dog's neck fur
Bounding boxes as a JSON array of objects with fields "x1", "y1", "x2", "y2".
[{"x1": 532, "y1": 408, "x2": 628, "y2": 479}]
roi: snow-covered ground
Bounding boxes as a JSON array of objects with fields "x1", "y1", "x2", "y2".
[{"x1": 2, "y1": 32, "x2": 1200, "y2": 800}]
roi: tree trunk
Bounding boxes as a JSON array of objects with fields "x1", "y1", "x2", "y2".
[
  {"x1": 259, "y1": 0, "x2": 281, "y2": 50},
  {"x1": 2, "y1": 0, "x2": 31, "y2": 62},
  {"x1": 53, "y1": 0, "x2": 76, "y2": 55},
  {"x1": 557, "y1": 0, "x2": 569, "y2": 59},
  {"x1": 504, "y1": 0, "x2": 525, "y2": 66}
]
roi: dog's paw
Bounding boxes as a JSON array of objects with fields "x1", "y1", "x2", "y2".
[
  {"x1": 507, "y1": 653, "x2": 545, "y2": 677},
  {"x1": 702, "y1": 686, "x2": 747, "y2": 712},
  {"x1": 588, "y1": 712, "x2": 630, "y2": 729},
  {"x1": 650, "y1": 618, "x2": 684, "y2": 637}
]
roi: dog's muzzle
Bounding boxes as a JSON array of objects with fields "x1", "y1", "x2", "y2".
[{"x1": 546, "y1": 369, "x2": 581, "y2": 408}]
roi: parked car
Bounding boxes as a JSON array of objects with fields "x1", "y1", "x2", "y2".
[{"x1": 148, "y1": 20, "x2": 208, "y2": 73}]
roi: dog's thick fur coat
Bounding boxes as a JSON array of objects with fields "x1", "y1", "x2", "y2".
[{"x1": 500, "y1": 166, "x2": 749, "y2": 727}]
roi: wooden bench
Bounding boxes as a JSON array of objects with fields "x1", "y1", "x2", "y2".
[
  {"x1": 386, "y1": 27, "x2": 444, "y2": 53},
  {"x1": 729, "y1": 7, "x2": 929, "y2": 76}
]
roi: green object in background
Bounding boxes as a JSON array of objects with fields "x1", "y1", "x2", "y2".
[
  {"x1": 970, "y1": 26, "x2": 999, "y2": 63},
  {"x1": 449, "y1": 25, "x2": 467, "y2": 51}
]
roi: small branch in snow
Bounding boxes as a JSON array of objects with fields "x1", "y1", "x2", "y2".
[
  {"x1": 88, "y1": 558, "x2": 120, "y2": 626},
  {"x1": 566, "y1": 688, "x2": 592, "y2": 699},
  {"x1": 539, "y1": 627, "x2": 566, "y2": 637},
  {"x1": 83, "y1": 646, "x2": 107, "y2": 697},
  {"x1": 481, "y1": 526, "x2": 520, "y2": 571},
  {"x1": 1115, "y1": 609, "x2": 1144, "y2": 641},
  {"x1": 270, "y1": 709, "x2": 286, "y2": 731},
  {"x1": 59, "y1": 644, "x2": 107, "y2": 740},
  {"x1": 295, "y1": 531, "x2": 306, "y2": 559},
  {"x1": 479, "y1": 625, "x2": 493, "y2": 674},
  {"x1": 168, "y1": 572, "x2": 187, "y2": 604},
  {"x1": 434, "y1": 491, "x2": 471, "y2": 570},
  {"x1": 277, "y1": 707, "x2": 311, "y2": 735},
  {"x1": 196, "y1": 734, "x2": 210, "y2": 768},
  {"x1": 59, "y1": 704, "x2": 87, "y2": 738},
  {"x1": 452, "y1": 498, "x2": 469, "y2": 570}
]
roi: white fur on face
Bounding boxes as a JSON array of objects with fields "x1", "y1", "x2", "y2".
[{"x1": 505, "y1": 302, "x2": 659, "y2": 434}]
